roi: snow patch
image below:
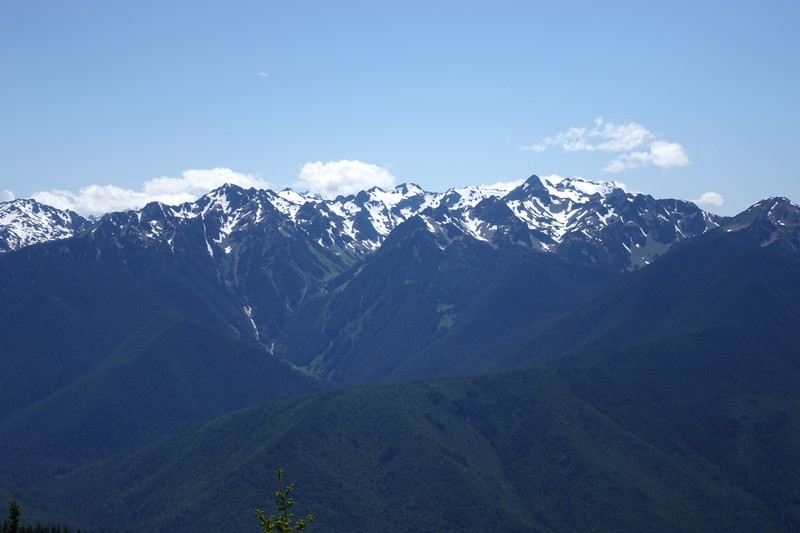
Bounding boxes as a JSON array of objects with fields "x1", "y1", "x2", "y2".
[{"x1": 244, "y1": 305, "x2": 259, "y2": 340}]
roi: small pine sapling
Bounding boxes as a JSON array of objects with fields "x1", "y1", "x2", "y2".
[{"x1": 255, "y1": 468, "x2": 316, "y2": 532}]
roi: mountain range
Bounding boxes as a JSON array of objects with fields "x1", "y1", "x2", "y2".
[
  {"x1": 0, "y1": 175, "x2": 718, "y2": 267},
  {"x1": 1, "y1": 175, "x2": 798, "y2": 531},
  {"x1": 0, "y1": 175, "x2": 717, "y2": 368}
]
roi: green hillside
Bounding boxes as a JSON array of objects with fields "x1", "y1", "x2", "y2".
[
  {"x1": 41, "y1": 351, "x2": 783, "y2": 532},
  {"x1": 2, "y1": 200, "x2": 799, "y2": 531}
]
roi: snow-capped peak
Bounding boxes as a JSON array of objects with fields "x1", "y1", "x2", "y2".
[
  {"x1": 440, "y1": 185, "x2": 508, "y2": 210},
  {"x1": 1, "y1": 175, "x2": 726, "y2": 271},
  {"x1": 545, "y1": 175, "x2": 625, "y2": 199},
  {"x1": 0, "y1": 198, "x2": 90, "y2": 253}
]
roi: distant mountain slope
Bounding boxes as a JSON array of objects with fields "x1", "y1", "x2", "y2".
[
  {"x1": 534, "y1": 202, "x2": 800, "y2": 529},
  {"x1": 0, "y1": 175, "x2": 721, "y2": 388},
  {"x1": 0, "y1": 232, "x2": 255, "y2": 415},
  {"x1": 86, "y1": 187, "x2": 350, "y2": 342},
  {"x1": 5, "y1": 197, "x2": 798, "y2": 532},
  {"x1": 0, "y1": 230, "x2": 324, "y2": 468},
  {"x1": 278, "y1": 215, "x2": 618, "y2": 384},
  {"x1": 506, "y1": 196, "x2": 800, "y2": 363},
  {"x1": 1, "y1": 317, "x2": 323, "y2": 491}
]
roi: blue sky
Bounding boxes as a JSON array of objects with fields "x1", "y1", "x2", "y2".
[{"x1": 1, "y1": 1, "x2": 798, "y2": 216}]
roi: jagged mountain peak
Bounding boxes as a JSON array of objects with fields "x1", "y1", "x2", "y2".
[
  {"x1": 549, "y1": 175, "x2": 625, "y2": 199},
  {"x1": 721, "y1": 197, "x2": 800, "y2": 253},
  {"x1": 748, "y1": 196, "x2": 798, "y2": 217},
  {"x1": 0, "y1": 176, "x2": 746, "y2": 270},
  {"x1": 190, "y1": 183, "x2": 253, "y2": 214},
  {"x1": 506, "y1": 174, "x2": 625, "y2": 205},
  {"x1": 725, "y1": 197, "x2": 800, "y2": 230},
  {"x1": 0, "y1": 198, "x2": 90, "y2": 253},
  {"x1": 440, "y1": 184, "x2": 510, "y2": 210},
  {"x1": 505, "y1": 174, "x2": 551, "y2": 203},
  {"x1": 395, "y1": 182, "x2": 425, "y2": 195},
  {"x1": 330, "y1": 182, "x2": 435, "y2": 209}
]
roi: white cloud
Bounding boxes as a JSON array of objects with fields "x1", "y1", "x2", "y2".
[
  {"x1": 258, "y1": 72, "x2": 270, "y2": 78},
  {"x1": 142, "y1": 168, "x2": 269, "y2": 202},
  {"x1": 692, "y1": 191, "x2": 724, "y2": 207},
  {"x1": 520, "y1": 143, "x2": 547, "y2": 153},
  {"x1": 602, "y1": 152, "x2": 646, "y2": 173},
  {"x1": 1, "y1": 190, "x2": 14, "y2": 202},
  {"x1": 31, "y1": 168, "x2": 270, "y2": 216},
  {"x1": 602, "y1": 141, "x2": 690, "y2": 173},
  {"x1": 522, "y1": 118, "x2": 690, "y2": 173},
  {"x1": 479, "y1": 178, "x2": 525, "y2": 192},
  {"x1": 650, "y1": 141, "x2": 690, "y2": 169},
  {"x1": 543, "y1": 120, "x2": 653, "y2": 153},
  {"x1": 34, "y1": 186, "x2": 144, "y2": 215},
  {"x1": 294, "y1": 160, "x2": 396, "y2": 199}
]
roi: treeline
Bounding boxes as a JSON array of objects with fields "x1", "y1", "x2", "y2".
[
  {"x1": 2, "y1": 525, "x2": 108, "y2": 533},
  {"x1": 2, "y1": 500, "x2": 113, "y2": 533}
]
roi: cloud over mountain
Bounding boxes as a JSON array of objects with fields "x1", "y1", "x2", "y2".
[
  {"x1": 692, "y1": 191, "x2": 724, "y2": 207},
  {"x1": 31, "y1": 169, "x2": 270, "y2": 216},
  {"x1": 27, "y1": 161, "x2": 400, "y2": 216},
  {"x1": 294, "y1": 160, "x2": 397, "y2": 198},
  {"x1": 522, "y1": 118, "x2": 690, "y2": 173}
]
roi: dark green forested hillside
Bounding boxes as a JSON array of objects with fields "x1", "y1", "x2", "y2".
[
  {"x1": 279, "y1": 216, "x2": 616, "y2": 385},
  {"x1": 39, "y1": 351, "x2": 786, "y2": 532},
  {"x1": 2, "y1": 200, "x2": 799, "y2": 531},
  {"x1": 0, "y1": 236, "x2": 325, "y2": 529},
  {"x1": 0, "y1": 235, "x2": 257, "y2": 418},
  {"x1": 1, "y1": 317, "x2": 324, "y2": 489},
  {"x1": 15, "y1": 223, "x2": 800, "y2": 531}
]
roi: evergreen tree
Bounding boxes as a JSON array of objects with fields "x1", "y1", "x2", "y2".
[
  {"x1": 255, "y1": 469, "x2": 315, "y2": 532},
  {"x1": 7, "y1": 500, "x2": 20, "y2": 533}
]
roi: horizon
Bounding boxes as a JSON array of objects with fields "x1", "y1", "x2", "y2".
[{"x1": 3, "y1": 172, "x2": 795, "y2": 220}]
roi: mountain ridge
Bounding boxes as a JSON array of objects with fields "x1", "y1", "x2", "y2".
[{"x1": 1, "y1": 175, "x2": 721, "y2": 271}]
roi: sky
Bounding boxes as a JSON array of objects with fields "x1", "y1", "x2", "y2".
[{"x1": 1, "y1": 0, "x2": 798, "y2": 216}]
